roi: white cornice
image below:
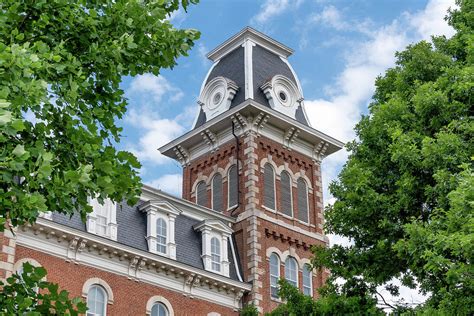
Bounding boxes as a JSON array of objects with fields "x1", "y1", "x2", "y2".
[
  {"x1": 207, "y1": 27, "x2": 293, "y2": 61},
  {"x1": 19, "y1": 218, "x2": 250, "y2": 309},
  {"x1": 159, "y1": 99, "x2": 344, "y2": 164}
]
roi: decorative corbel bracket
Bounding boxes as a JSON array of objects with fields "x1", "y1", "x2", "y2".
[
  {"x1": 313, "y1": 141, "x2": 329, "y2": 163},
  {"x1": 283, "y1": 127, "x2": 300, "y2": 150},
  {"x1": 200, "y1": 129, "x2": 219, "y2": 152},
  {"x1": 173, "y1": 145, "x2": 190, "y2": 166}
]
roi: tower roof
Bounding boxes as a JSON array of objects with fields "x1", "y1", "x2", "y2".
[{"x1": 193, "y1": 27, "x2": 310, "y2": 129}]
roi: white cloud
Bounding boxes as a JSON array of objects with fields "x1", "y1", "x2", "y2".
[
  {"x1": 128, "y1": 74, "x2": 183, "y2": 103},
  {"x1": 251, "y1": 0, "x2": 290, "y2": 25},
  {"x1": 147, "y1": 173, "x2": 183, "y2": 196},
  {"x1": 197, "y1": 43, "x2": 210, "y2": 67},
  {"x1": 309, "y1": 5, "x2": 347, "y2": 30},
  {"x1": 125, "y1": 108, "x2": 185, "y2": 165},
  {"x1": 407, "y1": 0, "x2": 456, "y2": 39}
]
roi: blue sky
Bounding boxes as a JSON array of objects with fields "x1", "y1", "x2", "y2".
[
  {"x1": 117, "y1": 0, "x2": 455, "y2": 205},
  {"x1": 117, "y1": 1, "x2": 455, "y2": 304}
]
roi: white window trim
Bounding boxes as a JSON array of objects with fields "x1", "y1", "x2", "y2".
[
  {"x1": 86, "y1": 285, "x2": 107, "y2": 316},
  {"x1": 210, "y1": 237, "x2": 221, "y2": 272},
  {"x1": 87, "y1": 198, "x2": 118, "y2": 241},
  {"x1": 194, "y1": 219, "x2": 233, "y2": 277},
  {"x1": 139, "y1": 201, "x2": 181, "y2": 260},
  {"x1": 82, "y1": 277, "x2": 114, "y2": 304},
  {"x1": 146, "y1": 295, "x2": 174, "y2": 316}
]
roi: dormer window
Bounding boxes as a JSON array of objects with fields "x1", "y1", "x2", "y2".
[
  {"x1": 139, "y1": 200, "x2": 181, "y2": 260},
  {"x1": 194, "y1": 219, "x2": 233, "y2": 277},
  {"x1": 87, "y1": 198, "x2": 118, "y2": 241}
]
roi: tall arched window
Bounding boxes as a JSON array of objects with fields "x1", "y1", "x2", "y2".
[
  {"x1": 280, "y1": 171, "x2": 292, "y2": 216},
  {"x1": 156, "y1": 218, "x2": 167, "y2": 254},
  {"x1": 285, "y1": 257, "x2": 298, "y2": 288},
  {"x1": 228, "y1": 165, "x2": 238, "y2": 209},
  {"x1": 151, "y1": 302, "x2": 169, "y2": 316},
  {"x1": 87, "y1": 285, "x2": 107, "y2": 316},
  {"x1": 302, "y1": 264, "x2": 312, "y2": 296},
  {"x1": 196, "y1": 181, "x2": 208, "y2": 207},
  {"x1": 263, "y1": 164, "x2": 276, "y2": 210},
  {"x1": 211, "y1": 237, "x2": 221, "y2": 272},
  {"x1": 212, "y1": 174, "x2": 223, "y2": 212},
  {"x1": 297, "y1": 178, "x2": 309, "y2": 223},
  {"x1": 269, "y1": 253, "x2": 280, "y2": 298}
]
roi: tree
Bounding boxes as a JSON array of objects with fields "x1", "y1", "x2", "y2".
[
  {"x1": 0, "y1": 0, "x2": 200, "y2": 312},
  {"x1": 0, "y1": 263, "x2": 87, "y2": 315},
  {"x1": 310, "y1": 0, "x2": 473, "y2": 313},
  {"x1": 0, "y1": 0, "x2": 200, "y2": 229}
]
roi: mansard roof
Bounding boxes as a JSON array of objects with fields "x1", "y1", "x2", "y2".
[
  {"x1": 51, "y1": 186, "x2": 244, "y2": 282},
  {"x1": 193, "y1": 27, "x2": 310, "y2": 129}
]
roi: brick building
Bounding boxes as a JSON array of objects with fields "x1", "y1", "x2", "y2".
[{"x1": 0, "y1": 27, "x2": 342, "y2": 315}]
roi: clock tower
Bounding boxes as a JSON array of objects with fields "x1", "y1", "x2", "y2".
[{"x1": 160, "y1": 27, "x2": 343, "y2": 313}]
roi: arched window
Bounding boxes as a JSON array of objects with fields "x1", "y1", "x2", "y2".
[
  {"x1": 302, "y1": 264, "x2": 312, "y2": 296},
  {"x1": 280, "y1": 171, "x2": 292, "y2": 216},
  {"x1": 285, "y1": 257, "x2": 298, "y2": 288},
  {"x1": 228, "y1": 165, "x2": 238, "y2": 209},
  {"x1": 87, "y1": 285, "x2": 107, "y2": 316},
  {"x1": 156, "y1": 218, "x2": 167, "y2": 254},
  {"x1": 212, "y1": 174, "x2": 223, "y2": 212},
  {"x1": 210, "y1": 237, "x2": 221, "y2": 272},
  {"x1": 151, "y1": 302, "x2": 169, "y2": 316},
  {"x1": 196, "y1": 181, "x2": 208, "y2": 207},
  {"x1": 297, "y1": 178, "x2": 309, "y2": 223},
  {"x1": 263, "y1": 164, "x2": 276, "y2": 209},
  {"x1": 269, "y1": 253, "x2": 280, "y2": 298}
]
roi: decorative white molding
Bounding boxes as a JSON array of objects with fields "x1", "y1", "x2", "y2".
[
  {"x1": 260, "y1": 75, "x2": 302, "y2": 120},
  {"x1": 194, "y1": 220, "x2": 233, "y2": 277},
  {"x1": 201, "y1": 129, "x2": 219, "y2": 153},
  {"x1": 146, "y1": 295, "x2": 175, "y2": 316},
  {"x1": 17, "y1": 220, "x2": 251, "y2": 310},
  {"x1": 199, "y1": 76, "x2": 238, "y2": 121},
  {"x1": 139, "y1": 200, "x2": 181, "y2": 260},
  {"x1": 283, "y1": 127, "x2": 300, "y2": 150},
  {"x1": 207, "y1": 27, "x2": 293, "y2": 62},
  {"x1": 87, "y1": 198, "x2": 117, "y2": 241},
  {"x1": 312, "y1": 141, "x2": 330, "y2": 163},
  {"x1": 243, "y1": 39, "x2": 256, "y2": 99},
  {"x1": 82, "y1": 277, "x2": 114, "y2": 304},
  {"x1": 173, "y1": 145, "x2": 190, "y2": 166}
]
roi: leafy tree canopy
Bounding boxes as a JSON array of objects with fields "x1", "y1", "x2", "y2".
[
  {"x1": 311, "y1": 0, "x2": 473, "y2": 313},
  {"x1": 0, "y1": 262, "x2": 87, "y2": 315},
  {"x1": 0, "y1": 0, "x2": 200, "y2": 230}
]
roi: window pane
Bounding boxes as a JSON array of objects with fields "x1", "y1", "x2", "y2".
[
  {"x1": 303, "y1": 264, "x2": 312, "y2": 296},
  {"x1": 211, "y1": 237, "x2": 221, "y2": 272},
  {"x1": 280, "y1": 171, "x2": 292, "y2": 216},
  {"x1": 196, "y1": 181, "x2": 208, "y2": 207},
  {"x1": 263, "y1": 164, "x2": 275, "y2": 209},
  {"x1": 297, "y1": 178, "x2": 309, "y2": 222},
  {"x1": 151, "y1": 303, "x2": 168, "y2": 316},
  {"x1": 96, "y1": 215, "x2": 107, "y2": 236},
  {"x1": 156, "y1": 218, "x2": 167, "y2": 254},
  {"x1": 228, "y1": 165, "x2": 238, "y2": 208},
  {"x1": 212, "y1": 174, "x2": 223, "y2": 212},
  {"x1": 87, "y1": 285, "x2": 106, "y2": 316},
  {"x1": 269, "y1": 253, "x2": 280, "y2": 298},
  {"x1": 285, "y1": 257, "x2": 298, "y2": 287}
]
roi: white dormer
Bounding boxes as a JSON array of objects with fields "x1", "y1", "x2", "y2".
[
  {"x1": 261, "y1": 75, "x2": 303, "y2": 119},
  {"x1": 87, "y1": 198, "x2": 118, "y2": 240},
  {"x1": 194, "y1": 219, "x2": 233, "y2": 277},
  {"x1": 138, "y1": 200, "x2": 181, "y2": 260}
]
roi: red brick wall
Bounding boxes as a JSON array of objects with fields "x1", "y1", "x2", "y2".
[{"x1": 15, "y1": 246, "x2": 237, "y2": 316}]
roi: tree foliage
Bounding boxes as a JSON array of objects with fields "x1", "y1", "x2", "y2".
[
  {"x1": 0, "y1": 0, "x2": 200, "y2": 230},
  {"x1": 0, "y1": 262, "x2": 87, "y2": 315},
  {"x1": 310, "y1": 0, "x2": 473, "y2": 313}
]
